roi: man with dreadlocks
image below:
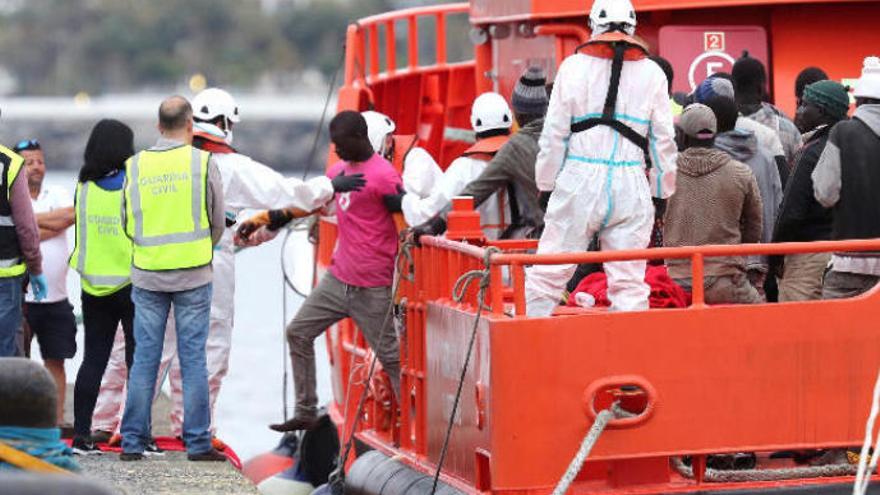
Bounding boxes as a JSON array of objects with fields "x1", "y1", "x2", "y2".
[{"x1": 524, "y1": 0, "x2": 678, "y2": 316}]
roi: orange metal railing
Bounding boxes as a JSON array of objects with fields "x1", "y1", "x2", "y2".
[
  {"x1": 343, "y1": 3, "x2": 470, "y2": 88},
  {"x1": 389, "y1": 235, "x2": 880, "y2": 487},
  {"x1": 417, "y1": 236, "x2": 880, "y2": 315}
]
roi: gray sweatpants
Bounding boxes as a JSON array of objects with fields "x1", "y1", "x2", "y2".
[{"x1": 287, "y1": 272, "x2": 400, "y2": 418}]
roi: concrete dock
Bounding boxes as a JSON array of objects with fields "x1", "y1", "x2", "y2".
[
  {"x1": 78, "y1": 452, "x2": 258, "y2": 495},
  {"x1": 63, "y1": 386, "x2": 259, "y2": 494}
]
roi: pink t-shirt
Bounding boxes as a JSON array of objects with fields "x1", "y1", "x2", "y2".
[{"x1": 327, "y1": 153, "x2": 402, "y2": 287}]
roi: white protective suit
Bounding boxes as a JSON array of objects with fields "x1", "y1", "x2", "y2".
[
  {"x1": 401, "y1": 153, "x2": 510, "y2": 239},
  {"x1": 401, "y1": 147, "x2": 443, "y2": 199},
  {"x1": 92, "y1": 146, "x2": 334, "y2": 436},
  {"x1": 525, "y1": 48, "x2": 678, "y2": 316}
]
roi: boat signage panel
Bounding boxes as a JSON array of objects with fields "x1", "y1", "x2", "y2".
[{"x1": 659, "y1": 25, "x2": 768, "y2": 94}]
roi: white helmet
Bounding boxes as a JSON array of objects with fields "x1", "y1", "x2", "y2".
[
  {"x1": 362, "y1": 110, "x2": 396, "y2": 154},
  {"x1": 589, "y1": 0, "x2": 637, "y2": 35},
  {"x1": 192, "y1": 87, "x2": 240, "y2": 124},
  {"x1": 470, "y1": 92, "x2": 513, "y2": 134}
]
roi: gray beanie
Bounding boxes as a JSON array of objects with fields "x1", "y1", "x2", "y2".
[{"x1": 511, "y1": 66, "x2": 549, "y2": 116}]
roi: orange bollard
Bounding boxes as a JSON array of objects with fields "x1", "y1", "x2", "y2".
[{"x1": 446, "y1": 196, "x2": 485, "y2": 243}]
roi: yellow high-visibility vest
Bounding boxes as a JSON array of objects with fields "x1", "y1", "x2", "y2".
[
  {"x1": 0, "y1": 145, "x2": 26, "y2": 278},
  {"x1": 124, "y1": 145, "x2": 213, "y2": 271},
  {"x1": 69, "y1": 180, "x2": 132, "y2": 296}
]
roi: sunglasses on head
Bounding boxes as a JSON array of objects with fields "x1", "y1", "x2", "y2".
[{"x1": 13, "y1": 139, "x2": 40, "y2": 153}]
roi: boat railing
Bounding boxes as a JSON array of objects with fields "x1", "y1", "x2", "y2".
[
  {"x1": 343, "y1": 3, "x2": 470, "y2": 89},
  {"x1": 413, "y1": 235, "x2": 880, "y2": 315}
]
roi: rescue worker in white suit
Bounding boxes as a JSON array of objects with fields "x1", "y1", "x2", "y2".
[
  {"x1": 362, "y1": 110, "x2": 443, "y2": 201},
  {"x1": 525, "y1": 0, "x2": 678, "y2": 316},
  {"x1": 91, "y1": 88, "x2": 366, "y2": 443},
  {"x1": 394, "y1": 93, "x2": 513, "y2": 238}
]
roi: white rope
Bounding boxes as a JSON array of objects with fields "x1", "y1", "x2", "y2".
[
  {"x1": 855, "y1": 367, "x2": 880, "y2": 495},
  {"x1": 551, "y1": 404, "x2": 624, "y2": 495}
]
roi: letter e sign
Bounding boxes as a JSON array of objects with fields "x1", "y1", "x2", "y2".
[{"x1": 704, "y1": 32, "x2": 725, "y2": 52}]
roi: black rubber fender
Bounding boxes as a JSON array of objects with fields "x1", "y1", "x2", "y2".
[
  {"x1": 361, "y1": 459, "x2": 408, "y2": 495},
  {"x1": 346, "y1": 450, "x2": 388, "y2": 495},
  {"x1": 379, "y1": 467, "x2": 426, "y2": 495},
  {"x1": 345, "y1": 450, "x2": 465, "y2": 495}
]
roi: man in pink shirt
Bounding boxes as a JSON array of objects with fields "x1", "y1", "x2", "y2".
[{"x1": 254, "y1": 111, "x2": 402, "y2": 432}]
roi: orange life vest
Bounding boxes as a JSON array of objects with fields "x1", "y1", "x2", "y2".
[
  {"x1": 460, "y1": 134, "x2": 512, "y2": 236},
  {"x1": 193, "y1": 131, "x2": 236, "y2": 154},
  {"x1": 576, "y1": 32, "x2": 649, "y2": 61}
]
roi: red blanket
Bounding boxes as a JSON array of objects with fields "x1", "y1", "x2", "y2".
[{"x1": 567, "y1": 265, "x2": 690, "y2": 308}]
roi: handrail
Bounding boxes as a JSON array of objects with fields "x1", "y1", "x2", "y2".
[
  {"x1": 493, "y1": 238, "x2": 880, "y2": 265},
  {"x1": 344, "y1": 3, "x2": 470, "y2": 87},
  {"x1": 420, "y1": 236, "x2": 487, "y2": 260},
  {"x1": 418, "y1": 236, "x2": 880, "y2": 313}
]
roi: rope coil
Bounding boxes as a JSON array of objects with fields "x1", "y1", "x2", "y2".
[{"x1": 673, "y1": 457, "x2": 866, "y2": 483}]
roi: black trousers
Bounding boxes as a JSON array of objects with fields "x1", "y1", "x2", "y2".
[{"x1": 73, "y1": 286, "x2": 135, "y2": 439}]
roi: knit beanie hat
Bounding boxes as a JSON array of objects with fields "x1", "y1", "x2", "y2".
[
  {"x1": 854, "y1": 56, "x2": 880, "y2": 100},
  {"x1": 694, "y1": 76, "x2": 735, "y2": 104},
  {"x1": 803, "y1": 80, "x2": 850, "y2": 120},
  {"x1": 511, "y1": 66, "x2": 549, "y2": 116}
]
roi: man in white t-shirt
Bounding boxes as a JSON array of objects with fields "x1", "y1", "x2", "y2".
[{"x1": 15, "y1": 139, "x2": 76, "y2": 426}]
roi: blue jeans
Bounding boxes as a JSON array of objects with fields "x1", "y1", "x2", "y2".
[
  {"x1": 121, "y1": 283, "x2": 213, "y2": 455},
  {"x1": 0, "y1": 275, "x2": 23, "y2": 357}
]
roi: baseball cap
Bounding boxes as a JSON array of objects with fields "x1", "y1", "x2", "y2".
[{"x1": 679, "y1": 103, "x2": 717, "y2": 139}]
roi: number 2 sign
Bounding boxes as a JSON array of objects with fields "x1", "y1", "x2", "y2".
[
  {"x1": 660, "y1": 25, "x2": 767, "y2": 94},
  {"x1": 704, "y1": 32, "x2": 725, "y2": 52}
]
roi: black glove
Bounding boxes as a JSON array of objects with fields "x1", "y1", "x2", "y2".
[
  {"x1": 267, "y1": 209, "x2": 295, "y2": 231},
  {"x1": 538, "y1": 191, "x2": 552, "y2": 212},
  {"x1": 383, "y1": 185, "x2": 405, "y2": 213},
  {"x1": 331, "y1": 171, "x2": 366, "y2": 193},
  {"x1": 412, "y1": 216, "x2": 447, "y2": 245}
]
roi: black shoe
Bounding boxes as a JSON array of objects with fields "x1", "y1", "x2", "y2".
[
  {"x1": 71, "y1": 437, "x2": 103, "y2": 456},
  {"x1": 90, "y1": 430, "x2": 113, "y2": 444},
  {"x1": 145, "y1": 439, "x2": 165, "y2": 457},
  {"x1": 120, "y1": 452, "x2": 144, "y2": 461},
  {"x1": 269, "y1": 416, "x2": 318, "y2": 432},
  {"x1": 187, "y1": 448, "x2": 227, "y2": 462}
]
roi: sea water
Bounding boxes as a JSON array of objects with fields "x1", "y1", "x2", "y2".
[{"x1": 40, "y1": 172, "x2": 331, "y2": 461}]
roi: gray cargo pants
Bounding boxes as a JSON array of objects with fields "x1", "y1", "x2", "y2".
[
  {"x1": 822, "y1": 270, "x2": 880, "y2": 300},
  {"x1": 287, "y1": 272, "x2": 400, "y2": 419}
]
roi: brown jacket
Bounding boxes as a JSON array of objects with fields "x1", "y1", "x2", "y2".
[{"x1": 663, "y1": 147, "x2": 763, "y2": 278}]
